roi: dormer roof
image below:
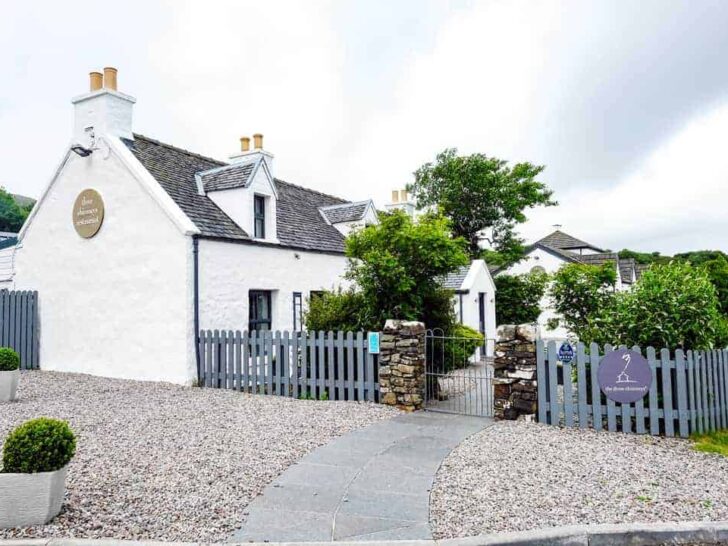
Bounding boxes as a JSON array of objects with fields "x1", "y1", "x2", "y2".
[
  {"x1": 198, "y1": 161, "x2": 257, "y2": 192},
  {"x1": 319, "y1": 200, "x2": 374, "y2": 225}
]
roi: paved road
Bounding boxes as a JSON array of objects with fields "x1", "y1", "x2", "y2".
[{"x1": 230, "y1": 411, "x2": 491, "y2": 543}]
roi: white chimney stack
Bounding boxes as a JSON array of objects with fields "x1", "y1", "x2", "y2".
[
  {"x1": 385, "y1": 188, "x2": 416, "y2": 218},
  {"x1": 71, "y1": 67, "x2": 136, "y2": 145}
]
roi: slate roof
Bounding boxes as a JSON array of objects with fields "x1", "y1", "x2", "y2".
[
  {"x1": 635, "y1": 263, "x2": 651, "y2": 279},
  {"x1": 124, "y1": 134, "x2": 350, "y2": 253},
  {"x1": 199, "y1": 161, "x2": 257, "y2": 192},
  {"x1": 441, "y1": 264, "x2": 470, "y2": 291},
  {"x1": 320, "y1": 201, "x2": 370, "y2": 224},
  {"x1": 537, "y1": 230, "x2": 604, "y2": 252}
]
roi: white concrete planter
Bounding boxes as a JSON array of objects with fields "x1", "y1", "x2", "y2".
[
  {"x1": 0, "y1": 465, "x2": 68, "y2": 528},
  {"x1": 0, "y1": 369, "x2": 19, "y2": 402}
]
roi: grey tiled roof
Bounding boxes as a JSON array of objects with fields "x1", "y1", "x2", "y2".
[
  {"x1": 320, "y1": 201, "x2": 369, "y2": 224},
  {"x1": 537, "y1": 230, "x2": 603, "y2": 252},
  {"x1": 200, "y1": 161, "x2": 256, "y2": 192},
  {"x1": 275, "y1": 179, "x2": 348, "y2": 252},
  {"x1": 124, "y1": 134, "x2": 350, "y2": 253},
  {"x1": 635, "y1": 263, "x2": 651, "y2": 279},
  {"x1": 123, "y1": 135, "x2": 250, "y2": 240},
  {"x1": 441, "y1": 264, "x2": 470, "y2": 290}
]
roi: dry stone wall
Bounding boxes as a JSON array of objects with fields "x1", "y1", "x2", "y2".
[
  {"x1": 378, "y1": 320, "x2": 426, "y2": 412},
  {"x1": 493, "y1": 324, "x2": 538, "y2": 420}
]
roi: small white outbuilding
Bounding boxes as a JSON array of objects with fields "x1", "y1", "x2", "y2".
[{"x1": 442, "y1": 259, "x2": 497, "y2": 357}]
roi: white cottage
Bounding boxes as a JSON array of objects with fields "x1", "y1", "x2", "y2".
[{"x1": 12, "y1": 68, "x2": 376, "y2": 384}]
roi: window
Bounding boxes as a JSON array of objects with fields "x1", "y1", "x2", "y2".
[
  {"x1": 292, "y1": 292, "x2": 303, "y2": 331},
  {"x1": 249, "y1": 290, "x2": 272, "y2": 331},
  {"x1": 254, "y1": 195, "x2": 266, "y2": 239}
]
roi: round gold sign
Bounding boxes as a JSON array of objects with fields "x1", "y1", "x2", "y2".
[{"x1": 72, "y1": 189, "x2": 104, "y2": 238}]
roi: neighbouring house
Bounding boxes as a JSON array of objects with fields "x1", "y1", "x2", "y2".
[
  {"x1": 11, "y1": 68, "x2": 377, "y2": 384},
  {"x1": 441, "y1": 260, "x2": 497, "y2": 357},
  {"x1": 497, "y1": 229, "x2": 645, "y2": 340}
]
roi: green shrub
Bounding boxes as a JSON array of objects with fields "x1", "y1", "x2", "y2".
[
  {"x1": 0, "y1": 347, "x2": 19, "y2": 371},
  {"x1": 2, "y1": 417, "x2": 76, "y2": 473},
  {"x1": 304, "y1": 288, "x2": 368, "y2": 332},
  {"x1": 431, "y1": 324, "x2": 484, "y2": 372}
]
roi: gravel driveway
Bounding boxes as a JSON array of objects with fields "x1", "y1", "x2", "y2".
[
  {"x1": 0, "y1": 371, "x2": 396, "y2": 542},
  {"x1": 430, "y1": 421, "x2": 728, "y2": 539}
]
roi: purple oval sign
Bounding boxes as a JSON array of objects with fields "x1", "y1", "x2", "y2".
[{"x1": 598, "y1": 349, "x2": 652, "y2": 404}]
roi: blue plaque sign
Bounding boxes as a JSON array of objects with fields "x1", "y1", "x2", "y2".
[
  {"x1": 367, "y1": 331, "x2": 380, "y2": 354},
  {"x1": 598, "y1": 349, "x2": 652, "y2": 403},
  {"x1": 558, "y1": 341, "x2": 574, "y2": 364}
]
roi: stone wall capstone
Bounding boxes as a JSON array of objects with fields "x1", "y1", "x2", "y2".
[
  {"x1": 493, "y1": 323, "x2": 538, "y2": 420},
  {"x1": 378, "y1": 320, "x2": 426, "y2": 412}
]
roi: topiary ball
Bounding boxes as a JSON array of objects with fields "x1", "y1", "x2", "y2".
[
  {"x1": 0, "y1": 347, "x2": 19, "y2": 372},
  {"x1": 2, "y1": 417, "x2": 76, "y2": 473}
]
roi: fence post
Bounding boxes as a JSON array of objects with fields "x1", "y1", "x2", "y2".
[{"x1": 378, "y1": 320, "x2": 425, "y2": 411}]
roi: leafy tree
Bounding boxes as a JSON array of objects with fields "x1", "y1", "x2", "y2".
[
  {"x1": 345, "y1": 210, "x2": 469, "y2": 330},
  {"x1": 601, "y1": 262, "x2": 728, "y2": 350},
  {"x1": 701, "y1": 256, "x2": 728, "y2": 316},
  {"x1": 494, "y1": 272, "x2": 548, "y2": 325},
  {"x1": 547, "y1": 263, "x2": 617, "y2": 340},
  {"x1": 408, "y1": 149, "x2": 556, "y2": 258},
  {"x1": 0, "y1": 188, "x2": 31, "y2": 232}
]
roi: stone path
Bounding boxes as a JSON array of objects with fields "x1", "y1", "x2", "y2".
[{"x1": 230, "y1": 411, "x2": 491, "y2": 543}]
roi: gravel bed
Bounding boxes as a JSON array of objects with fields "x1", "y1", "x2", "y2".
[
  {"x1": 0, "y1": 371, "x2": 396, "y2": 542},
  {"x1": 430, "y1": 421, "x2": 728, "y2": 539}
]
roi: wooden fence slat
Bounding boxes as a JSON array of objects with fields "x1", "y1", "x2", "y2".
[
  {"x1": 660, "y1": 348, "x2": 674, "y2": 437},
  {"x1": 546, "y1": 341, "x2": 559, "y2": 425},
  {"x1": 221, "y1": 330, "x2": 229, "y2": 389},
  {"x1": 705, "y1": 351, "x2": 713, "y2": 432},
  {"x1": 282, "y1": 331, "x2": 290, "y2": 397},
  {"x1": 356, "y1": 331, "x2": 365, "y2": 401},
  {"x1": 699, "y1": 351, "x2": 708, "y2": 432},
  {"x1": 687, "y1": 351, "x2": 697, "y2": 434},
  {"x1": 709, "y1": 350, "x2": 717, "y2": 431},
  {"x1": 713, "y1": 350, "x2": 723, "y2": 430},
  {"x1": 8, "y1": 290, "x2": 15, "y2": 352},
  {"x1": 675, "y1": 349, "x2": 689, "y2": 438},
  {"x1": 326, "y1": 331, "x2": 335, "y2": 399},
  {"x1": 631, "y1": 346, "x2": 645, "y2": 434},
  {"x1": 18, "y1": 293, "x2": 26, "y2": 369},
  {"x1": 536, "y1": 341, "x2": 547, "y2": 423},
  {"x1": 346, "y1": 331, "x2": 355, "y2": 401},
  {"x1": 563, "y1": 355, "x2": 574, "y2": 428},
  {"x1": 576, "y1": 343, "x2": 588, "y2": 429},
  {"x1": 32, "y1": 292, "x2": 39, "y2": 369},
  {"x1": 646, "y1": 347, "x2": 659, "y2": 435},
  {"x1": 603, "y1": 345, "x2": 617, "y2": 432},
  {"x1": 317, "y1": 331, "x2": 326, "y2": 399},
  {"x1": 590, "y1": 343, "x2": 602, "y2": 431},
  {"x1": 301, "y1": 331, "x2": 309, "y2": 398},
  {"x1": 366, "y1": 347, "x2": 375, "y2": 402},
  {"x1": 720, "y1": 349, "x2": 728, "y2": 428},
  {"x1": 335, "y1": 331, "x2": 345, "y2": 400},
  {"x1": 233, "y1": 331, "x2": 241, "y2": 391}
]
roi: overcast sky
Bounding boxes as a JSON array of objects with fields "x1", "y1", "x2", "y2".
[{"x1": 1, "y1": 0, "x2": 727, "y2": 254}]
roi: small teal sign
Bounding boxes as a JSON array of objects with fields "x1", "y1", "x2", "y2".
[
  {"x1": 368, "y1": 331, "x2": 380, "y2": 354},
  {"x1": 558, "y1": 341, "x2": 574, "y2": 364}
]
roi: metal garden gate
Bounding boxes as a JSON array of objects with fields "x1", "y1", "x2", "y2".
[{"x1": 424, "y1": 329, "x2": 494, "y2": 417}]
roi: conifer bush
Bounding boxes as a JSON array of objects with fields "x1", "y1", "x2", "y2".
[{"x1": 2, "y1": 417, "x2": 76, "y2": 473}]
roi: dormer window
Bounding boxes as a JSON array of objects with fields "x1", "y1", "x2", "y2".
[{"x1": 254, "y1": 195, "x2": 266, "y2": 238}]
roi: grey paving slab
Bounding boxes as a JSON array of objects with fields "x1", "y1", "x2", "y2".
[{"x1": 230, "y1": 410, "x2": 492, "y2": 543}]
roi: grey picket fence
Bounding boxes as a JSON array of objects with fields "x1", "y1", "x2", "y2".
[
  {"x1": 537, "y1": 341, "x2": 728, "y2": 438},
  {"x1": 198, "y1": 330, "x2": 379, "y2": 401},
  {"x1": 0, "y1": 290, "x2": 39, "y2": 370}
]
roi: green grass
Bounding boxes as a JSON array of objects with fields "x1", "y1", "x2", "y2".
[{"x1": 691, "y1": 430, "x2": 728, "y2": 457}]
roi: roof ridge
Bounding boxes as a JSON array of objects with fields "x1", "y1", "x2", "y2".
[
  {"x1": 274, "y1": 177, "x2": 349, "y2": 204},
  {"x1": 319, "y1": 199, "x2": 370, "y2": 211},
  {"x1": 133, "y1": 133, "x2": 226, "y2": 167}
]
